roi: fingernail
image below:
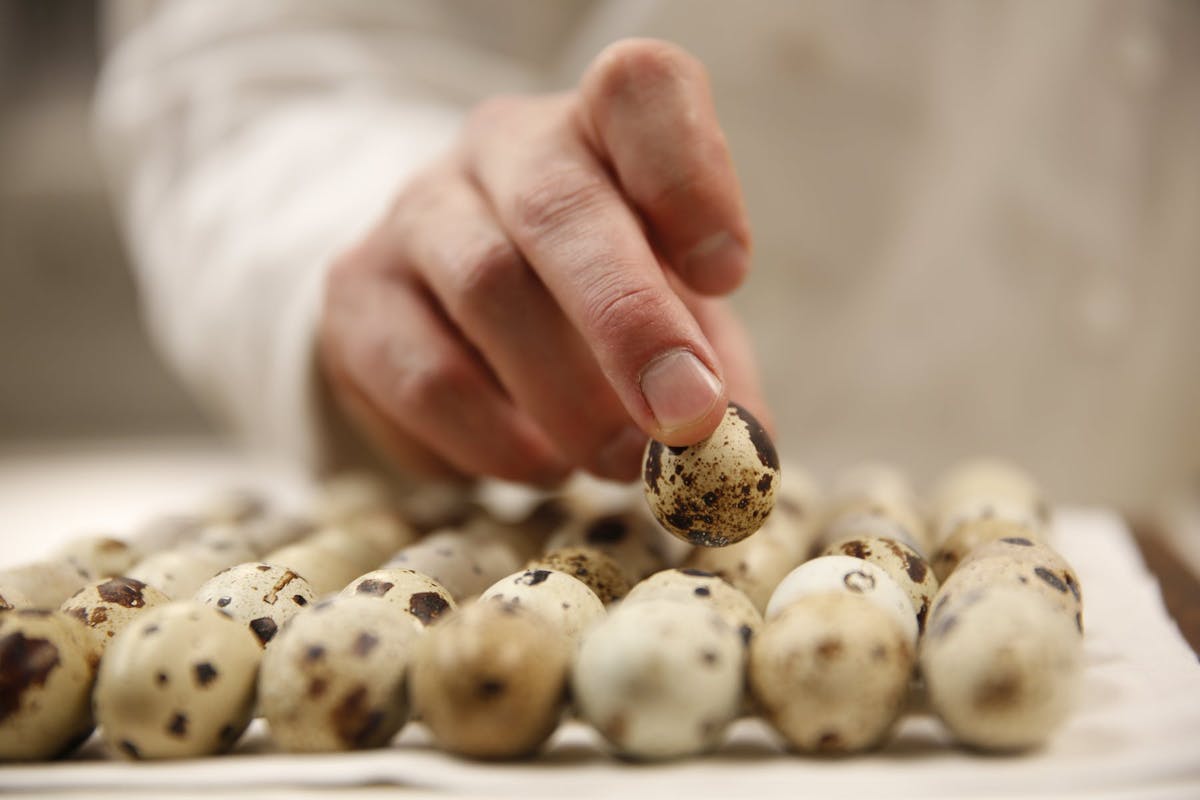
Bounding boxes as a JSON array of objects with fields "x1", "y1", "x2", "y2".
[
  {"x1": 592, "y1": 426, "x2": 648, "y2": 481},
  {"x1": 639, "y1": 349, "x2": 722, "y2": 433},
  {"x1": 684, "y1": 231, "x2": 747, "y2": 286}
]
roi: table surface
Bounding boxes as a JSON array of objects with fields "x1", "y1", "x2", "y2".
[{"x1": 1, "y1": 440, "x2": 1199, "y2": 799}]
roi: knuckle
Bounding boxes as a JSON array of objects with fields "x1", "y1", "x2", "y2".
[
  {"x1": 582, "y1": 273, "x2": 667, "y2": 334},
  {"x1": 393, "y1": 356, "x2": 474, "y2": 415},
  {"x1": 466, "y1": 94, "x2": 524, "y2": 137},
  {"x1": 447, "y1": 236, "x2": 525, "y2": 315},
  {"x1": 512, "y1": 165, "x2": 608, "y2": 239}
]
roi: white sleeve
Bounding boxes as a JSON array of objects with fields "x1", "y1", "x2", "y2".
[{"x1": 93, "y1": 0, "x2": 555, "y2": 472}]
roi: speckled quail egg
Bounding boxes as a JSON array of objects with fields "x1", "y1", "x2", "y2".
[
  {"x1": 683, "y1": 528, "x2": 799, "y2": 614},
  {"x1": 54, "y1": 535, "x2": 136, "y2": 580},
  {"x1": 750, "y1": 592, "x2": 914, "y2": 754},
  {"x1": 410, "y1": 600, "x2": 570, "y2": 759},
  {"x1": 61, "y1": 577, "x2": 171, "y2": 651},
  {"x1": 960, "y1": 536, "x2": 1081, "y2": 579},
  {"x1": 311, "y1": 471, "x2": 398, "y2": 524},
  {"x1": 821, "y1": 538, "x2": 939, "y2": 633},
  {"x1": 94, "y1": 601, "x2": 261, "y2": 759},
  {"x1": 933, "y1": 542, "x2": 1083, "y2": 633},
  {"x1": 340, "y1": 568, "x2": 456, "y2": 627},
  {"x1": 825, "y1": 462, "x2": 919, "y2": 521},
  {"x1": 546, "y1": 510, "x2": 670, "y2": 583},
  {"x1": 527, "y1": 547, "x2": 631, "y2": 604},
  {"x1": 0, "y1": 561, "x2": 91, "y2": 608},
  {"x1": 258, "y1": 596, "x2": 420, "y2": 752},
  {"x1": 932, "y1": 515, "x2": 1043, "y2": 582},
  {"x1": 642, "y1": 402, "x2": 780, "y2": 547},
  {"x1": 766, "y1": 556, "x2": 918, "y2": 647},
  {"x1": 480, "y1": 569, "x2": 605, "y2": 649},
  {"x1": 126, "y1": 547, "x2": 229, "y2": 600},
  {"x1": 921, "y1": 584, "x2": 1082, "y2": 751},
  {"x1": 572, "y1": 598, "x2": 744, "y2": 760},
  {"x1": 0, "y1": 609, "x2": 99, "y2": 761},
  {"x1": 265, "y1": 541, "x2": 362, "y2": 596},
  {"x1": 195, "y1": 563, "x2": 316, "y2": 647},
  {"x1": 623, "y1": 568, "x2": 762, "y2": 646}
]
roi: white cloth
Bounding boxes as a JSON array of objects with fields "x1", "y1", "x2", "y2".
[{"x1": 94, "y1": 1, "x2": 1200, "y2": 505}]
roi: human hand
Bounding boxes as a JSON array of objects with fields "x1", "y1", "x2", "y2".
[{"x1": 319, "y1": 39, "x2": 769, "y2": 486}]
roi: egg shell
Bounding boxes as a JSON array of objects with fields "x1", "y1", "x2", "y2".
[
  {"x1": 61, "y1": 577, "x2": 172, "y2": 651},
  {"x1": 340, "y1": 568, "x2": 457, "y2": 627},
  {"x1": 0, "y1": 609, "x2": 99, "y2": 761},
  {"x1": 821, "y1": 537, "x2": 939, "y2": 633},
  {"x1": 623, "y1": 568, "x2": 762, "y2": 646},
  {"x1": 572, "y1": 598, "x2": 744, "y2": 760},
  {"x1": 642, "y1": 403, "x2": 780, "y2": 547},
  {"x1": 932, "y1": 515, "x2": 1043, "y2": 582},
  {"x1": 480, "y1": 569, "x2": 605, "y2": 649},
  {"x1": 126, "y1": 548, "x2": 230, "y2": 600},
  {"x1": 93, "y1": 601, "x2": 261, "y2": 759},
  {"x1": 53, "y1": 535, "x2": 136, "y2": 580},
  {"x1": 766, "y1": 556, "x2": 919, "y2": 647},
  {"x1": 463, "y1": 512, "x2": 547, "y2": 562},
  {"x1": 682, "y1": 530, "x2": 799, "y2": 614},
  {"x1": 410, "y1": 601, "x2": 570, "y2": 759},
  {"x1": 0, "y1": 561, "x2": 91, "y2": 608},
  {"x1": 191, "y1": 526, "x2": 259, "y2": 569},
  {"x1": 312, "y1": 472, "x2": 398, "y2": 524},
  {"x1": 195, "y1": 563, "x2": 316, "y2": 647},
  {"x1": 546, "y1": 510, "x2": 670, "y2": 584},
  {"x1": 774, "y1": 459, "x2": 823, "y2": 521},
  {"x1": 932, "y1": 546, "x2": 1083, "y2": 633},
  {"x1": 750, "y1": 592, "x2": 914, "y2": 754},
  {"x1": 921, "y1": 584, "x2": 1082, "y2": 751},
  {"x1": 527, "y1": 547, "x2": 631, "y2": 604},
  {"x1": 258, "y1": 596, "x2": 420, "y2": 752},
  {"x1": 265, "y1": 542, "x2": 363, "y2": 596},
  {"x1": 759, "y1": 485, "x2": 819, "y2": 564}
]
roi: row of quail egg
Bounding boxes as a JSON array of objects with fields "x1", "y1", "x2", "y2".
[{"x1": 1, "y1": 405, "x2": 1083, "y2": 763}]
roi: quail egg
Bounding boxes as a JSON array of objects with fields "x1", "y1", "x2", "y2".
[
  {"x1": 340, "y1": 568, "x2": 457, "y2": 627},
  {"x1": 921, "y1": 584, "x2": 1081, "y2": 751},
  {"x1": 265, "y1": 541, "x2": 362, "y2": 596},
  {"x1": 682, "y1": 529, "x2": 799, "y2": 614},
  {"x1": 0, "y1": 609, "x2": 99, "y2": 761},
  {"x1": 53, "y1": 535, "x2": 136, "y2": 580},
  {"x1": 623, "y1": 568, "x2": 762, "y2": 645},
  {"x1": 195, "y1": 563, "x2": 316, "y2": 647},
  {"x1": 546, "y1": 510, "x2": 670, "y2": 583},
  {"x1": 527, "y1": 546, "x2": 631, "y2": 604},
  {"x1": 0, "y1": 561, "x2": 91, "y2": 608},
  {"x1": 410, "y1": 601, "x2": 570, "y2": 759},
  {"x1": 126, "y1": 548, "x2": 229, "y2": 600},
  {"x1": 750, "y1": 592, "x2": 913, "y2": 754},
  {"x1": 932, "y1": 516, "x2": 1042, "y2": 582},
  {"x1": 61, "y1": 577, "x2": 171, "y2": 651},
  {"x1": 572, "y1": 598, "x2": 744, "y2": 760},
  {"x1": 642, "y1": 402, "x2": 779, "y2": 547},
  {"x1": 258, "y1": 596, "x2": 420, "y2": 752},
  {"x1": 480, "y1": 568, "x2": 605, "y2": 649},
  {"x1": 94, "y1": 602, "x2": 261, "y2": 759}
]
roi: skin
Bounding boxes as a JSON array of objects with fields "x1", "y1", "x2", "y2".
[{"x1": 319, "y1": 39, "x2": 770, "y2": 486}]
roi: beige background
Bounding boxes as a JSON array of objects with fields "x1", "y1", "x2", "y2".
[{"x1": 2, "y1": 1, "x2": 1198, "y2": 511}]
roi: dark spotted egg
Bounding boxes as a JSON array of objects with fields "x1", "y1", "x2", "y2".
[
  {"x1": 61, "y1": 576, "x2": 171, "y2": 651},
  {"x1": 642, "y1": 402, "x2": 780, "y2": 547},
  {"x1": 195, "y1": 563, "x2": 316, "y2": 648}
]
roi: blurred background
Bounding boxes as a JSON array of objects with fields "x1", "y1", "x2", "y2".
[
  {"x1": 0, "y1": 0, "x2": 208, "y2": 443},
  {"x1": 0, "y1": 1, "x2": 1196, "y2": 553}
]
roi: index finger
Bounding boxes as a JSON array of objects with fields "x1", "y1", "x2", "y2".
[{"x1": 464, "y1": 94, "x2": 728, "y2": 446}]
